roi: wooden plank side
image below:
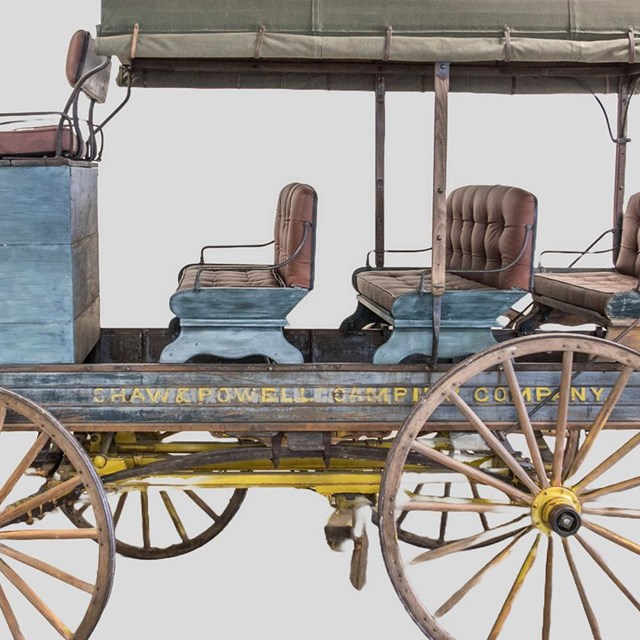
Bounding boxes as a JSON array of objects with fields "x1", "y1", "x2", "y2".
[
  {"x1": 0, "y1": 324, "x2": 74, "y2": 364},
  {"x1": 72, "y1": 233, "x2": 100, "y2": 316},
  {"x1": 0, "y1": 244, "x2": 73, "y2": 323},
  {"x1": 73, "y1": 297, "x2": 101, "y2": 363},
  {"x1": 0, "y1": 166, "x2": 71, "y2": 243},
  {"x1": 0, "y1": 366, "x2": 635, "y2": 430},
  {"x1": 69, "y1": 165, "x2": 98, "y2": 244}
]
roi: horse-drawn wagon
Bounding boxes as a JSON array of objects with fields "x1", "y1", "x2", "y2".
[{"x1": 1, "y1": 2, "x2": 640, "y2": 638}]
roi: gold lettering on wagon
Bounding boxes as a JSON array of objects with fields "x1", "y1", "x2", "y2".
[{"x1": 91, "y1": 385, "x2": 606, "y2": 406}]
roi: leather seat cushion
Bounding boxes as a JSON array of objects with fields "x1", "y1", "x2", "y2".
[
  {"x1": 356, "y1": 269, "x2": 494, "y2": 310},
  {"x1": 0, "y1": 126, "x2": 77, "y2": 157},
  {"x1": 447, "y1": 185, "x2": 537, "y2": 291},
  {"x1": 178, "y1": 265, "x2": 281, "y2": 290},
  {"x1": 615, "y1": 192, "x2": 640, "y2": 278},
  {"x1": 534, "y1": 271, "x2": 639, "y2": 315},
  {"x1": 273, "y1": 182, "x2": 317, "y2": 289}
]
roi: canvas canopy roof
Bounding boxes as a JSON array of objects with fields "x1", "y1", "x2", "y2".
[{"x1": 96, "y1": 0, "x2": 640, "y2": 92}]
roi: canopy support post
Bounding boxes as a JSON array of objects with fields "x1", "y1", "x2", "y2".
[
  {"x1": 430, "y1": 62, "x2": 450, "y2": 364},
  {"x1": 613, "y1": 76, "x2": 632, "y2": 262},
  {"x1": 375, "y1": 75, "x2": 386, "y2": 267}
]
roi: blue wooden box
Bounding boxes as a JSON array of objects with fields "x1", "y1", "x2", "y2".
[{"x1": 0, "y1": 160, "x2": 100, "y2": 363}]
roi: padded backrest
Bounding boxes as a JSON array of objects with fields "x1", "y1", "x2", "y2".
[
  {"x1": 273, "y1": 183, "x2": 318, "y2": 289},
  {"x1": 615, "y1": 192, "x2": 640, "y2": 278},
  {"x1": 446, "y1": 184, "x2": 537, "y2": 290},
  {"x1": 66, "y1": 30, "x2": 111, "y2": 104}
]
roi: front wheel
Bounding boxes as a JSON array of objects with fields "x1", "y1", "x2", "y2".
[
  {"x1": 0, "y1": 388, "x2": 114, "y2": 639},
  {"x1": 380, "y1": 334, "x2": 640, "y2": 639}
]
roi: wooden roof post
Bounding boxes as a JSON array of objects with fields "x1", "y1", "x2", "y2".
[
  {"x1": 375, "y1": 75, "x2": 386, "y2": 267},
  {"x1": 431, "y1": 62, "x2": 449, "y2": 363},
  {"x1": 613, "y1": 76, "x2": 632, "y2": 262}
]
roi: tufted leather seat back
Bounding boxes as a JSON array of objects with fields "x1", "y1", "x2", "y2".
[
  {"x1": 446, "y1": 184, "x2": 537, "y2": 290},
  {"x1": 273, "y1": 182, "x2": 317, "y2": 289},
  {"x1": 615, "y1": 193, "x2": 640, "y2": 278}
]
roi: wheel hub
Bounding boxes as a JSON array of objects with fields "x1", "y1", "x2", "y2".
[{"x1": 531, "y1": 486, "x2": 581, "y2": 536}]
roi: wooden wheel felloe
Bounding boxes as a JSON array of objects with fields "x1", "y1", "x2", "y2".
[
  {"x1": 64, "y1": 484, "x2": 246, "y2": 560},
  {"x1": 0, "y1": 388, "x2": 115, "y2": 640},
  {"x1": 379, "y1": 334, "x2": 640, "y2": 640}
]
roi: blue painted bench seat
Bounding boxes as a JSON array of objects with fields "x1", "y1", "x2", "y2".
[
  {"x1": 342, "y1": 185, "x2": 537, "y2": 363},
  {"x1": 160, "y1": 182, "x2": 317, "y2": 363}
]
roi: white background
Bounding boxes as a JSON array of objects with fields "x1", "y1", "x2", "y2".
[{"x1": 1, "y1": 2, "x2": 639, "y2": 639}]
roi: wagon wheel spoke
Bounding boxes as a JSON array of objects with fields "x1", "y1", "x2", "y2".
[
  {"x1": 0, "y1": 557, "x2": 73, "y2": 639},
  {"x1": 582, "y1": 475, "x2": 640, "y2": 502},
  {"x1": 551, "y1": 351, "x2": 573, "y2": 486},
  {"x1": 0, "y1": 582, "x2": 24, "y2": 640},
  {"x1": 0, "y1": 476, "x2": 84, "y2": 528},
  {"x1": 0, "y1": 432, "x2": 50, "y2": 507},
  {"x1": 0, "y1": 406, "x2": 7, "y2": 436},
  {"x1": 0, "y1": 388, "x2": 114, "y2": 640},
  {"x1": 575, "y1": 534, "x2": 640, "y2": 610},
  {"x1": 488, "y1": 533, "x2": 541, "y2": 639},
  {"x1": 468, "y1": 481, "x2": 490, "y2": 531},
  {"x1": 434, "y1": 528, "x2": 530, "y2": 618},
  {"x1": 140, "y1": 489, "x2": 151, "y2": 549},
  {"x1": 561, "y1": 429, "x2": 580, "y2": 482},
  {"x1": 401, "y1": 493, "x2": 526, "y2": 514},
  {"x1": 581, "y1": 519, "x2": 640, "y2": 555},
  {"x1": 563, "y1": 538, "x2": 602, "y2": 639},
  {"x1": 411, "y1": 517, "x2": 530, "y2": 565},
  {"x1": 112, "y1": 492, "x2": 128, "y2": 526},
  {"x1": 566, "y1": 365, "x2": 634, "y2": 480},
  {"x1": 582, "y1": 506, "x2": 640, "y2": 519},
  {"x1": 379, "y1": 335, "x2": 640, "y2": 640},
  {"x1": 391, "y1": 479, "x2": 503, "y2": 549},
  {"x1": 160, "y1": 490, "x2": 189, "y2": 543},
  {"x1": 0, "y1": 528, "x2": 98, "y2": 541},
  {"x1": 573, "y1": 432, "x2": 640, "y2": 495},
  {"x1": 64, "y1": 464, "x2": 247, "y2": 560},
  {"x1": 503, "y1": 358, "x2": 550, "y2": 487},
  {"x1": 184, "y1": 488, "x2": 221, "y2": 521},
  {"x1": 396, "y1": 483, "x2": 424, "y2": 528},
  {"x1": 542, "y1": 536, "x2": 553, "y2": 640},
  {"x1": 410, "y1": 440, "x2": 533, "y2": 505},
  {"x1": 437, "y1": 482, "x2": 451, "y2": 542},
  {"x1": 447, "y1": 392, "x2": 540, "y2": 495},
  {"x1": 0, "y1": 543, "x2": 94, "y2": 593}
]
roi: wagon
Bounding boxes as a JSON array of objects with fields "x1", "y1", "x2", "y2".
[{"x1": 0, "y1": 2, "x2": 639, "y2": 638}]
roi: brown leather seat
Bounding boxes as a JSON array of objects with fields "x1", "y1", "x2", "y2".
[
  {"x1": 161, "y1": 182, "x2": 317, "y2": 364},
  {"x1": 533, "y1": 193, "x2": 640, "y2": 322},
  {"x1": 343, "y1": 185, "x2": 537, "y2": 363},
  {"x1": 177, "y1": 182, "x2": 317, "y2": 292},
  {"x1": 0, "y1": 30, "x2": 112, "y2": 160},
  {"x1": 354, "y1": 270, "x2": 493, "y2": 311}
]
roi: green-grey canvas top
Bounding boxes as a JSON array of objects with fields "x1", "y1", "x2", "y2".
[{"x1": 96, "y1": 0, "x2": 640, "y2": 92}]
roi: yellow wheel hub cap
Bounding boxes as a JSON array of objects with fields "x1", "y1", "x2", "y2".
[{"x1": 531, "y1": 486, "x2": 581, "y2": 536}]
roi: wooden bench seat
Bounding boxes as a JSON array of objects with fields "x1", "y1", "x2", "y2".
[
  {"x1": 530, "y1": 192, "x2": 640, "y2": 345},
  {"x1": 160, "y1": 182, "x2": 317, "y2": 363},
  {"x1": 342, "y1": 185, "x2": 537, "y2": 363}
]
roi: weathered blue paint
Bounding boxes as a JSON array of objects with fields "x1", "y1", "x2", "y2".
[
  {"x1": 348, "y1": 289, "x2": 527, "y2": 363},
  {"x1": 161, "y1": 287, "x2": 309, "y2": 363},
  {"x1": 0, "y1": 162, "x2": 100, "y2": 363}
]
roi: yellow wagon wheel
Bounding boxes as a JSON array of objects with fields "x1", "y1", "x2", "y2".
[
  {"x1": 0, "y1": 388, "x2": 114, "y2": 640},
  {"x1": 379, "y1": 334, "x2": 640, "y2": 639}
]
